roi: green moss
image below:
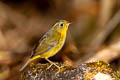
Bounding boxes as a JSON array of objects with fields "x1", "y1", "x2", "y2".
[
  {"x1": 84, "y1": 61, "x2": 114, "y2": 79},
  {"x1": 112, "y1": 71, "x2": 120, "y2": 80},
  {"x1": 21, "y1": 61, "x2": 120, "y2": 80},
  {"x1": 29, "y1": 62, "x2": 73, "y2": 76}
]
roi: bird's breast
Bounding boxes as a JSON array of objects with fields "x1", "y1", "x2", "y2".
[{"x1": 41, "y1": 33, "x2": 66, "y2": 58}]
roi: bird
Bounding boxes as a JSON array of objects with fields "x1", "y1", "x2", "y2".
[{"x1": 19, "y1": 20, "x2": 71, "y2": 72}]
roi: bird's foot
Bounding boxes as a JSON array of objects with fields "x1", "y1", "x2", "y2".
[{"x1": 46, "y1": 63, "x2": 64, "y2": 74}]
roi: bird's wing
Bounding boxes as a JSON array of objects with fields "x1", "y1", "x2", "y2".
[{"x1": 30, "y1": 33, "x2": 59, "y2": 58}]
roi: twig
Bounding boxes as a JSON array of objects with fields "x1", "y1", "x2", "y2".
[
  {"x1": 85, "y1": 41, "x2": 120, "y2": 63},
  {"x1": 91, "y1": 9, "x2": 120, "y2": 46}
]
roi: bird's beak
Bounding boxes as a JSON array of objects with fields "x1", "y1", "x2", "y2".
[{"x1": 67, "y1": 22, "x2": 71, "y2": 25}]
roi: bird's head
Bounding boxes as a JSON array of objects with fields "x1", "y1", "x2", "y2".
[{"x1": 53, "y1": 20, "x2": 71, "y2": 33}]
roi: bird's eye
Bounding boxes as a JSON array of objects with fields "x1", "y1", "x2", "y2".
[{"x1": 59, "y1": 23, "x2": 64, "y2": 27}]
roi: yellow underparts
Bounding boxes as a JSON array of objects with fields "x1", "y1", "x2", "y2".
[{"x1": 31, "y1": 31, "x2": 66, "y2": 60}]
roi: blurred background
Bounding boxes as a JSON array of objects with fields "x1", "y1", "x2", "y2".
[{"x1": 0, "y1": 0, "x2": 120, "y2": 80}]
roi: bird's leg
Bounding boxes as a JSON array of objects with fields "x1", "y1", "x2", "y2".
[
  {"x1": 45, "y1": 58, "x2": 64, "y2": 73},
  {"x1": 46, "y1": 63, "x2": 53, "y2": 70}
]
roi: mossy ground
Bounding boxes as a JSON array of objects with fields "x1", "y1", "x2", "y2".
[{"x1": 21, "y1": 61, "x2": 120, "y2": 80}]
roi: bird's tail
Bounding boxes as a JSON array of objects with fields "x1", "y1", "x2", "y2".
[{"x1": 19, "y1": 58, "x2": 32, "y2": 72}]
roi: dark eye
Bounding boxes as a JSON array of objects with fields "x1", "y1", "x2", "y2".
[{"x1": 60, "y1": 23, "x2": 64, "y2": 27}]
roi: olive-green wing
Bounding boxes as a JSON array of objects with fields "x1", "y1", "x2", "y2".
[{"x1": 30, "y1": 34, "x2": 59, "y2": 58}]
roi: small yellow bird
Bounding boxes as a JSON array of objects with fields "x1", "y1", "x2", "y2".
[{"x1": 19, "y1": 20, "x2": 71, "y2": 71}]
